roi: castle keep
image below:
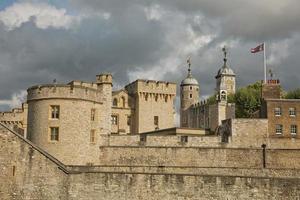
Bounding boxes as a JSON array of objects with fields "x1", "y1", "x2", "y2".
[{"x1": 1, "y1": 47, "x2": 300, "y2": 199}]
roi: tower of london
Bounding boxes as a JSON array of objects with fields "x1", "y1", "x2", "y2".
[{"x1": 1, "y1": 48, "x2": 300, "y2": 199}]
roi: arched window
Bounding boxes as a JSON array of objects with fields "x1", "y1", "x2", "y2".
[
  {"x1": 113, "y1": 98, "x2": 118, "y2": 107},
  {"x1": 221, "y1": 91, "x2": 227, "y2": 101},
  {"x1": 121, "y1": 96, "x2": 126, "y2": 107}
]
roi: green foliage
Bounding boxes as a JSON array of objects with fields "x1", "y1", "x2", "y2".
[
  {"x1": 285, "y1": 88, "x2": 300, "y2": 99},
  {"x1": 227, "y1": 93, "x2": 235, "y2": 103},
  {"x1": 206, "y1": 94, "x2": 217, "y2": 105},
  {"x1": 234, "y1": 82, "x2": 262, "y2": 118}
]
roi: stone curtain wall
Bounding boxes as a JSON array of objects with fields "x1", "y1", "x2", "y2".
[
  {"x1": 68, "y1": 173, "x2": 300, "y2": 200},
  {"x1": 0, "y1": 124, "x2": 68, "y2": 200},
  {"x1": 100, "y1": 135, "x2": 221, "y2": 147},
  {"x1": 2, "y1": 123, "x2": 300, "y2": 200},
  {"x1": 98, "y1": 146, "x2": 263, "y2": 168}
]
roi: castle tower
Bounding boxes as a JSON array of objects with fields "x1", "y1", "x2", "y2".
[
  {"x1": 180, "y1": 58, "x2": 200, "y2": 127},
  {"x1": 125, "y1": 80, "x2": 176, "y2": 134},
  {"x1": 215, "y1": 46, "x2": 236, "y2": 102},
  {"x1": 27, "y1": 74, "x2": 112, "y2": 165}
]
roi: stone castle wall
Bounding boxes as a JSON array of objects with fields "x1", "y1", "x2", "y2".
[
  {"x1": 0, "y1": 104, "x2": 28, "y2": 137},
  {"x1": 0, "y1": 123, "x2": 68, "y2": 200},
  {"x1": 99, "y1": 134, "x2": 220, "y2": 147},
  {"x1": 98, "y1": 146, "x2": 263, "y2": 168},
  {"x1": 2, "y1": 123, "x2": 300, "y2": 200}
]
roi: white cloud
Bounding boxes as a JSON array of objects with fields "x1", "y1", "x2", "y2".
[
  {"x1": 144, "y1": 4, "x2": 164, "y2": 21},
  {"x1": 0, "y1": 2, "x2": 80, "y2": 30},
  {"x1": 0, "y1": 90, "x2": 26, "y2": 109},
  {"x1": 128, "y1": 9, "x2": 214, "y2": 82}
]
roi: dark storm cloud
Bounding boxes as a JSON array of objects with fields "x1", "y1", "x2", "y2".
[
  {"x1": 1, "y1": 0, "x2": 300, "y2": 111},
  {"x1": 0, "y1": 4, "x2": 168, "y2": 99}
]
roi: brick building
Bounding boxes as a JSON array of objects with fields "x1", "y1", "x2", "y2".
[{"x1": 261, "y1": 80, "x2": 299, "y2": 138}]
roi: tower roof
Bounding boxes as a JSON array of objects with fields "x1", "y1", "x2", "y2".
[
  {"x1": 180, "y1": 57, "x2": 199, "y2": 86},
  {"x1": 215, "y1": 46, "x2": 235, "y2": 78}
]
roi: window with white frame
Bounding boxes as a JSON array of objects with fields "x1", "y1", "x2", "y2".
[
  {"x1": 50, "y1": 105, "x2": 60, "y2": 119},
  {"x1": 111, "y1": 115, "x2": 118, "y2": 125},
  {"x1": 274, "y1": 107, "x2": 281, "y2": 116},
  {"x1": 289, "y1": 108, "x2": 296, "y2": 116},
  {"x1": 291, "y1": 125, "x2": 297, "y2": 135},
  {"x1": 275, "y1": 124, "x2": 283, "y2": 134}
]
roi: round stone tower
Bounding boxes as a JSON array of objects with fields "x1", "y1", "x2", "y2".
[
  {"x1": 27, "y1": 74, "x2": 112, "y2": 165},
  {"x1": 180, "y1": 59, "x2": 200, "y2": 127}
]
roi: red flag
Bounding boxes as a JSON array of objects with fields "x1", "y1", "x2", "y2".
[{"x1": 251, "y1": 43, "x2": 264, "y2": 53}]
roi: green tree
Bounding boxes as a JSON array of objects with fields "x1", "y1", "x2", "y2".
[
  {"x1": 234, "y1": 82, "x2": 262, "y2": 118},
  {"x1": 285, "y1": 88, "x2": 300, "y2": 99},
  {"x1": 205, "y1": 82, "x2": 262, "y2": 118},
  {"x1": 206, "y1": 94, "x2": 217, "y2": 105}
]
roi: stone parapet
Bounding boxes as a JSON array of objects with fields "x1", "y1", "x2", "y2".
[{"x1": 27, "y1": 84, "x2": 103, "y2": 104}]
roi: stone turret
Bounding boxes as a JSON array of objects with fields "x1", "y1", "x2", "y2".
[
  {"x1": 180, "y1": 58, "x2": 200, "y2": 127},
  {"x1": 215, "y1": 46, "x2": 236, "y2": 102}
]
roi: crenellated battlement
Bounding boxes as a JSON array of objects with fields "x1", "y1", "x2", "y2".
[
  {"x1": 125, "y1": 79, "x2": 176, "y2": 95},
  {"x1": 0, "y1": 103, "x2": 27, "y2": 122},
  {"x1": 27, "y1": 83, "x2": 104, "y2": 103}
]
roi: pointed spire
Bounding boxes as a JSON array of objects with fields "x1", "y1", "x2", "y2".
[
  {"x1": 222, "y1": 46, "x2": 228, "y2": 68},
  {"x1": 187, "y1": 56, "x2": 192, "y2": 77}
]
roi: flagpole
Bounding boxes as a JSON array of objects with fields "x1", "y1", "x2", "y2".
[{"x1": 264, "y1": 42, "x2": 267, "y2": 83}]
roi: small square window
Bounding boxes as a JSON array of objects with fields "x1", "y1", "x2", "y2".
[
  {"x1": 50, "y1": 105, "x2": 60, "y2": 119},
  {"x1": 189, "y1": 86, "x2": 192, "y2": 90},
  {"x1": 140, "y1": 135, "x2": 147, "y2": 142},
  {"x1": 289, "y1": 108, "x2": 296, "y2": 116},
  {"x1": 274, "y1": 107, "x2": 281, "y2": 116},
  {"x1": 50, "y1": 127, "x2": 59, "y2": 141},
  {"x1": 181, "y1": 136, "x2": 188, "y2": 143},
  {"x1": 190, "y1": 94, "x2": 193, "y2": 98},
  {"x1": 291, "y1": 125, "x2": 297, "y2": 135},
  {"x1": 275, "y1": 124, "x2": 283, "y2": 135},
  {"x1": 111, "y1": 115, "x2": 118, "y2": 125}
]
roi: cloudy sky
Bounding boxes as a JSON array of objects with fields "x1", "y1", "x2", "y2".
[{"x1": 0, "y1": 0, "x2": 300, "y2": 111}]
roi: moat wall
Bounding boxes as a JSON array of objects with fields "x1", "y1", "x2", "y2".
[{"x1": 2, "y1": 123, "x2": 300, "y2": 200}]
